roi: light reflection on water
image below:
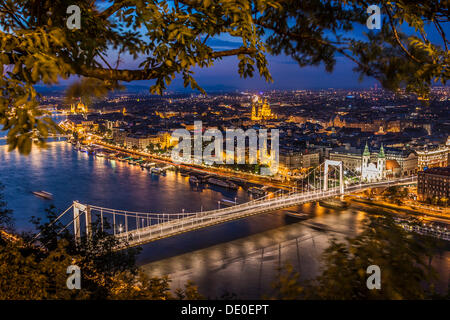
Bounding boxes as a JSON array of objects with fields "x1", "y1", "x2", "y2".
[{"x1": 0, "y1": 142, "x2": 250, "y2": 230}]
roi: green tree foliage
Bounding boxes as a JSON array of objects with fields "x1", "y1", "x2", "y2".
[
  {"x1": 174, "y1": 281, "x2": 204, "y2": 300},
  {"x1": 383, "y1": 186, "x2": 408, "y2": 204},
  {"x1": 0, "y1": 1, "x2": 448, "y2": 155},
  {"x1": 269, "y1": 213, "x2": 444, "y2": 299},
  {"x1": 266, "y1": 263, "x2": 304, "y2": 300}
]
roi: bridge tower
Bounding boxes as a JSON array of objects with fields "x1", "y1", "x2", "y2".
[
  {"x1": 73, "y1": 201, "x2": 92, "y2": 243},
  {"x1": 323, "y1": 160, "x2": 344, "y2": 194}
]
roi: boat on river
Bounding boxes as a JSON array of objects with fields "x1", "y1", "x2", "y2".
[
  {"x1": 32, "y1": 191, "x2": 53, "y2": 200},
  {"x1": 151, "y1": 167, "x2": 162, "y2": 174},
  {"x1": 207, "y1": 177, "x2": 237, "y2": 189},
  {"x1": 284, "y1": 210, "x2": 309, "y2": 219},
  {"x1": 248, "y1": 186, "x2": 266, "y2": 197},
  {"x1": 189, "y1": 175, "x2": 200, "y2": 184},
  {"x1": 141, "y1": 162, "x2": 155, "y2": 169},
  {"x1": 318, "y1": 199, "x2": 349, "y2": 209}
]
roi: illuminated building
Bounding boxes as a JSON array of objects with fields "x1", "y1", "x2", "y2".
[
  {"x1": 279, "y1": 149, "x2": 320, "y2": 174},
  {"x1": 251, "y1": 95, "x2": 276, "y2": 121},
  {"x1": 330, "y1": 144, "x2": 415, "y2": 178},
  {"x1": 329, "y1": 148, "x2": 362, "y2": 172},
  {"x1": 361, "y1": 143, "x2": 385, "y2": 182},
  {"x1": 384, "y1": 149, "x2": 417, "y2": 176},
  {"x1": 70, "y1": 101, "x2": 88, "y2": 114},
  {"x1": 327, "y1": 115, "x2": 346, "y2": 127},
  {"x1": 155, "y1": 111, "x2": 178, "y2": 119},
  {"x1": 374, "y1": 126, "x2": 386, "y2": 135},
  {"x1": 62, "y1": 118, "x2": 97, "y2": 133},
  {"x1": 159, "y1": 132, "x2": 175, "y2": 149},
  {"x1": 124, "y1": 135, "x2": 159, "y2": 149},
  {"x1": 417, "y1": 167, "x2": 450, "y2": 202},
  {"x1": 416, "y1": 146, "x2": 449, "y2": 171}
]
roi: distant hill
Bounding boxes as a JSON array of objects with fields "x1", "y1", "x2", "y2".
[{"x1": 34, "y1": 83, "x2": 239, "y2": 95}]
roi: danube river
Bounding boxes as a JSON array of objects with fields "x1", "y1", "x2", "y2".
[{"x1": 1, "y1": 141, "x2": 448, "y2": 298}]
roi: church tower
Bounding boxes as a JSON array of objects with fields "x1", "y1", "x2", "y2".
[
  {"x1": 362, "y1": 142, "x2": 370, "y2": 170},
  {"x1": 361, "y1": 142, "x2": 370, "y2": 181},
  {"x1": 261, "y1": 99, "x2": 270, "y2": 118},
  {"x1": 377, "y1": 144, "x2": 386, "y2": 179}
]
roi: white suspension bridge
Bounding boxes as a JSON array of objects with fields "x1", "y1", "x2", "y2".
[{"x1": 34, "y1": 160, "x2": 418, "y2": 249}]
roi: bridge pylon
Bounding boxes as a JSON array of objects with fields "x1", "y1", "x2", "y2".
[
  {"x1": 73, "y1": 201, "x2": 92, "y2": 243},
  {"x1": 323, "y1": 160, "x2": 344, "y2": 194}
]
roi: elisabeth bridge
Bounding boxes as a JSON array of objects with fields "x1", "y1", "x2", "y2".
[{"x1": 34, "y1": 160, "x2": 417, "y2": 249}]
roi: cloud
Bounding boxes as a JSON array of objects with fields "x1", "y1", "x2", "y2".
[{"x1": 205, "y1": 38, "x2": 242, "y2": 50}]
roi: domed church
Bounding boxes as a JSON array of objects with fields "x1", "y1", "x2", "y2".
[{"x1": 361, "y1": 143, "x2": 386, "y2": 182}]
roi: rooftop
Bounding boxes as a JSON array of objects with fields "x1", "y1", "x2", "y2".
[{"x1": 421, "y1": 167, "x2": 450, "y2": 176}]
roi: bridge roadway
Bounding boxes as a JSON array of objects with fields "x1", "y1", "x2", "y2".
[{"x1": 112, "y1": 176, "x2": 417, "y2": 248}]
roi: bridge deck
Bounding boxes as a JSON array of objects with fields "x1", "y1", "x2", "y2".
[{"x1": 113, "y1": 176, "x2": 417, "y2": 248}]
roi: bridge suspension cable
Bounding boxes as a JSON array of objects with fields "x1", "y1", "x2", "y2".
[{"x1": 31, "y1": 204, "x2": 74, "y2": 242}]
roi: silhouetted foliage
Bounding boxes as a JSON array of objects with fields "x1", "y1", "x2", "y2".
[{"x1": 0, "y1": 183, "x2": 13, "y2": 230}]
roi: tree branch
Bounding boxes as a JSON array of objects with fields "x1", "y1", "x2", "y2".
[
  {"x1": 0, "y1": 1, "x2": 28, "y2": 29},
  {"x1": 383, "y1": 3, "x2": 421, "y2": 63},
  {"x1": 98, "y1": 0, "x2": 135, "y2": 19},
  {"x1": 256, "y1": 21, "x2": 372, "y2": 73},
  {"x1": 75, "y1": 47, "x2": 257, "y2": 81},
  {"x1": 434, "y1": 20, "x2": 448, "y2": 52}
]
